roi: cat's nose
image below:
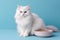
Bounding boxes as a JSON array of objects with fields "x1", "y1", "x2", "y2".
[
  {"x1": 21, "y1": 13, "x2": 24, "y2": 16},
  {"x1": 22, "y1": 13, "x2": 25, "y2": 16}
]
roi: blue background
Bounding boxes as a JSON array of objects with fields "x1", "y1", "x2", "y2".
[
  {"x1": 0, "y1": 0, "x2": 60, "y2": 40},
  {"x1": 0, "y1": 0, "x2": 60, "y2": 29}
]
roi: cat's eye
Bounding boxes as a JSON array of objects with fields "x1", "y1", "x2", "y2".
[
  {"x1": 20, "y1": 11, "x2": 22, "y2": 13},
  {"x1": 24, "y1": 11, "x2": 27, "y2": 13}
]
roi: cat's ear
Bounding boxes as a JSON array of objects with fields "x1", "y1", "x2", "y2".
[
  {"x1": 25, "y1": 5, "x2": 30, "y2": 10},
  {"x1": 16, "y1": 5, "x2": 21, "y2": 10}
]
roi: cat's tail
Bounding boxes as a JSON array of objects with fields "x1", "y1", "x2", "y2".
[
  {"x1": 31, "y1": 25, "x2": 59, "y2": 35},
  {"x1": 46, "y1": 25, "x2": 59, "y2": 32}
]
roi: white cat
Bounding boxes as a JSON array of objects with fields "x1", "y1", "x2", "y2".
[{"x1": 14, "y1": 5, "x2": 58, "y2": 37}]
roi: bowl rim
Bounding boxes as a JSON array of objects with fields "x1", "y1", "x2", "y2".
[{"x1": 34, "y1": 29, "x2": 53, "y2": 33}]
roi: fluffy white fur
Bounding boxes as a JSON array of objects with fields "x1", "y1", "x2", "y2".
[{"x1": 14, "y1": 5, "x2": 58, "y2": 37}]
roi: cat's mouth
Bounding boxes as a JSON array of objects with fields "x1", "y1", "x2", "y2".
[{"x1": 20, "y1": 14, "x2": 27, "y2": 17}]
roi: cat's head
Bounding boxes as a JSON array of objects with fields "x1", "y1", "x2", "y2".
[{"x1": 16, "y1": 5, "x2": 31, "y2": 17}]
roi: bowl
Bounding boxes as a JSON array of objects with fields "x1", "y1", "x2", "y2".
[{"x1": 34, "y1": 29, "x2": 53, "y2": 37}]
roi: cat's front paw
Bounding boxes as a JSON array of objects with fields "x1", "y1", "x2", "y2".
[{"x1": 23, "y1": 33, "x2": 29, "y2": 37}]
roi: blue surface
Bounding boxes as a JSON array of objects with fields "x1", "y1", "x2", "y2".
[{"x1": 0, "y1": 30, "x2": 60, "y2": 40}]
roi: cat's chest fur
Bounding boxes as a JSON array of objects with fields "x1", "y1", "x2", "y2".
[{"x1": 17, "y1": 15, "x2": 33, "y2": 26}]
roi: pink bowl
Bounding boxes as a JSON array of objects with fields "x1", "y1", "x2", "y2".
[{"x1": 34, "y1": 29, "x2": 53, "y2": 37}]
